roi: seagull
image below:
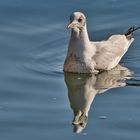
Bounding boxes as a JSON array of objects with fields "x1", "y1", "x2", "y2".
[{"x1": 64, "y1": 11, "x2": 140, "y2": 73}]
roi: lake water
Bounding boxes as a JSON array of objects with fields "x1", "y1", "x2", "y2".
[{"x1": 0, "y1": 0, "x2": 140, "y2": 140}]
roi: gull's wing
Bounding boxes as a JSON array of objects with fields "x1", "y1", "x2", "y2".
[{"x1": 92, "y1": 34, "x2": 134, "y2": 70}]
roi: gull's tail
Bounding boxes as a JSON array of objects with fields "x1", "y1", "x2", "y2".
[{"x1": 125, "y1": 26, "x2": 140, "y2": 40}]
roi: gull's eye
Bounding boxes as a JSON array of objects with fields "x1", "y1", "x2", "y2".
[{"x1": 78, "y1": 18, "x2": 82, "y2": 22}]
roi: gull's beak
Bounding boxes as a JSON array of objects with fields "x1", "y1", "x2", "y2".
[{"x1": 67, "y1": 21, "x2": 77, "y2": 29}]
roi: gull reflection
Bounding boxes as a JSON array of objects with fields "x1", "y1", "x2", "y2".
[{"x1": 64, "y1": 64, "x2": 132, "y2": 133}]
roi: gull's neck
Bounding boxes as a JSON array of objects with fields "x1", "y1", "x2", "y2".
[
  {"x1": 71, "y1": 25, "x2": 91, "y2": 48},
  {"x1": 66, "y1": 25, "x2": 94, "y2": 59}
]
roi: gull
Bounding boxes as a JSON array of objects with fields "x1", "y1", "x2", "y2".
[{"x1": 64, "y1": 11, "x2": 140, "y2": 73}]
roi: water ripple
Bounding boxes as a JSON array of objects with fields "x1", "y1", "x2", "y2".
[{"x1": 23, "y1": 36, "x2": 67, "y2": 78}]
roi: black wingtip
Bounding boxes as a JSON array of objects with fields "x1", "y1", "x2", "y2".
[
  {"x1": 125, "y1": 26, "x2": 140, "y2": 40},
  {"x1": 125, "y1": 26, "x2": 140, "y2": 36}
]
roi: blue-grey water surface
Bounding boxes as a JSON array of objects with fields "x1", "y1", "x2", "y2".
[{"x1": 0, "y1": 0, "x2": 140, "y2": 140}]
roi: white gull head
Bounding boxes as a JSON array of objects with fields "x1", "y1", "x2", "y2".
[
  {"x1": 68, "y1": 12, "x2": 86, "y2": 30},
  {"x1": 67, "y1": 12, "x2": 88, "y2": 39}
]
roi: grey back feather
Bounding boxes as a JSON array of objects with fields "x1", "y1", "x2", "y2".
[{"x1": 92, "y1": 35, "x2": 134, "y2": 70}]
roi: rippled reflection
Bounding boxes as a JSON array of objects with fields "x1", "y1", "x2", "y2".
[{"x1": 64, "y1": 64, "x2": 133, "y2": 133}]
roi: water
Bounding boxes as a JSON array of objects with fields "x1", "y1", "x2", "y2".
[{"x1": 0, "y1": 0, "x2": 140, "y2": 139}]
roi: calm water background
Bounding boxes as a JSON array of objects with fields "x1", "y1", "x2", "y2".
[{"x1": 0, "y1": 0, "x2": 140, "y2": 140}]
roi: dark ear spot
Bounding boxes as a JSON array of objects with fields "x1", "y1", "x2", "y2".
[
  {"x1": 82, "y1": 19, "x2": 86, "y2": 26},
  {"x1": 83, "y1": 21, "x2": 86, "y2": 26}
]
